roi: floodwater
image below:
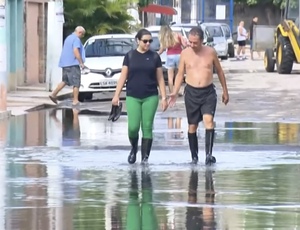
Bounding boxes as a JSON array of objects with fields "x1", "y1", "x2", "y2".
[{"x1": 0, "y1": 108, "x2": 300, "y2": 229}]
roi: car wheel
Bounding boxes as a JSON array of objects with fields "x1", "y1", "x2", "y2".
[
  {"x1": 78, "y1": 92, "x2": 93, "y2": 102},
  {"x1": 228, "y1": 43, "x2": 235, "y2": 57},
  {"x1": 220, "y1": 56, "x2": 228, "y2": 60}
]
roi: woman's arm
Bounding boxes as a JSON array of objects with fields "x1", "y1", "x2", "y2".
[
  {"x1": 178, "y1": 33, "x2": 188, "y2": 48},
  {"x1": 158, "y1": 46, "x2": 165, "y2": 55},
  {"x1": 113, "y1": 66, "x2": 128, "y2": 97}
]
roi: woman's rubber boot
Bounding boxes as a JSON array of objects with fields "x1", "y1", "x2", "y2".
[
  {"x1": 112, "y1": 102, "x2": 123, "y2": 122},
  {"x1": 188, "y1": 132, "x2": 198, "y2": 164},
  {"x1": 127, "y1": 137, "x2": 139, "y2": 164},
  {"x1": 141, "y1": 138, "x2": 153, "y2": 164},
  {"x1": 108, "y1": 105, "x2": 117, "y2": 121},
  {"x1": 205, "y1": 129, "x2": 216, "y2": 166}
]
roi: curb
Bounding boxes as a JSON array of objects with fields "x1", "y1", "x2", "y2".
[
  {"x1": 26, "y1": 104, "x2": 56, "y2": 112},
  {"x1": 57, "y1": 92, "x2": 73, "y2": 101},
  {"x1": 0, "y1": 110, "x2": 11, "y2": 120},
  {"x1": 223, "y1": 69, "x2": 267, "y2": 74}
]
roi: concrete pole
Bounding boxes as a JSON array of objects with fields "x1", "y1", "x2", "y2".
[
  {"x1": 0, "y1": 1, "x2": 7, "y2": 112},
  {"x1": 46, "y1": 0, "x2": 64, "y2": 92}
]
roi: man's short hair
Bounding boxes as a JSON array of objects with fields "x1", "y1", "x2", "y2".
[{"x1": 189, "y1": 27, "x2": 204, "y2": 40}]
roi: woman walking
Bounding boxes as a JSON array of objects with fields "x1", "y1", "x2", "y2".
[
  {"x1": 158, "y1": 26, "x2": 187, "y2": 94},
  {"x1": 112, "y1": 29, "x2": 168, "y2": 164}
]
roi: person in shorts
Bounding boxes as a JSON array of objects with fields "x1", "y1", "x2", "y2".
[
  {"x1": 169, "y1": 27, "x2": 229, "y2": 165},
  {"x1": 236, "y1": 21, "x2": 248, "y2": 60},
  {"x1": 158, "y1": 26, "x2": 187, "y2": 94},
  {"x1": 49, "y1": 26, "x2": 86, "y2": 106}
]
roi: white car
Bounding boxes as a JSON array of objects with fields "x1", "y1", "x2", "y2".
[{"x1": 79, "y1": 34, "x2": 136, "y2": 102}]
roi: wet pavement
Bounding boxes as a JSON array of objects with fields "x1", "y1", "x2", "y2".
[{"x1": 1, "y1": 108, "x2": 300, "y2": 229}]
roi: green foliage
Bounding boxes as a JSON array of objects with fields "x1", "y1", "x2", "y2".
[
  {"x1": 138, "y1": 0, "x2": 152, "y2": 7},
  {"x1": 63, "y1": 0, "x2": 137, "y2": 41},
  {"x1": 235, "y1": 0, "x2": 298, "y2": 9}
]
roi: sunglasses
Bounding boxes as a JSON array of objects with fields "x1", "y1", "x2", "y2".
[{"x1": 141, "y1": 39, "x2": 153, "y2": 44}]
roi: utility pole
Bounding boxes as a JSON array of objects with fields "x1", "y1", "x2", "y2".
[{"x1": 0, "y1": 0, "x2": 7, "y2": 112}]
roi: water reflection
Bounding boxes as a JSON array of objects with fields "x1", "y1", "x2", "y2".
[
  {"x1": 1, "y1": 109, "x2": 300, "y2": 229},
  {"x1": 3, "y1": 110, "x2": 300, "y2": 148},
  {"x1": 186, "y1": 170, "x2": 216, "y2": 230},
  {"x1": 49, "y1": 108, "x2": 81, "y2": 146},
  {"x1": 126, "y1": 169, "x2": 158, "y2": 230}
]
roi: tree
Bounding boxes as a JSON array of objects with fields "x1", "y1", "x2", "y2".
[{"x1": 63, "y1": 0, "x2": 137, "y2": 41}]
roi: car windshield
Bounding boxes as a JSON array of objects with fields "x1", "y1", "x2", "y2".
[
  {"x1": 221, "y1": 25, "x2": 231, "y2": 37},
  {"x1": 85, "y1": 38, "x2": 136, "y2": 57},
  {"x1": 206, "y1": 26, "x2": 224, "y2": 37},
  {"x1": 184, "y1": 28, "x2": 208, "y2": 40}
]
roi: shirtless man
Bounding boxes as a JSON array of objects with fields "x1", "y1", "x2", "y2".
[{"x1": 169, "y1": 27, "x2": 229, "y2": 165}]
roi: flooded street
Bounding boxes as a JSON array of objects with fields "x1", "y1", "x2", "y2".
[{"x1": 0, "y1": 109, "x2": 300, "y2": 229}]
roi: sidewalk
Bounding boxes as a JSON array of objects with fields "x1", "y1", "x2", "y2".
[
  {"x1": 222, "y1": 49, "x2": 300, "y2": 74},
  {"x1": 2, "y1": 85, "x2": 72, "y2": 117}
]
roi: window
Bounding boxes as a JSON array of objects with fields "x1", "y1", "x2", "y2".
[
  {"x1": 206, "y1": 26, "x2": 224, "y2": 37},
  {"x1": 221, "y1": 25, "x2": 231, "y2": 38},
  {"x1": 150, "y1": 35, "x2": 161, "y2": 51},
  {"x1": 85, "y1": 38, "x2": 136, "y2": 57}
]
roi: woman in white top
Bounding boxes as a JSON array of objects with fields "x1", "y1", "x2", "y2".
[{"x1": 236, "y1": 21, "x2": 248, "y2": 60}]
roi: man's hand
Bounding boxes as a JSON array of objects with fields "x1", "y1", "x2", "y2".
[
  {"x1": 222, "y1": 90, "x2": 229, "y2": 105},
  {"x1": 168, "y1": 93, "x2": 177, "y2": 107},
  {"x1": 80, "y1": 63, "x2": 87, "y2": 69}
]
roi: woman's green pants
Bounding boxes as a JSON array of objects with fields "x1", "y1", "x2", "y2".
[{"x1": 126, "y1": 95, "x2": 159, "y2": 139}]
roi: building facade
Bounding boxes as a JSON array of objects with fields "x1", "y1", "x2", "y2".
[{"x1": 6, "y1": 0, "x2": 48, "y2": 92}]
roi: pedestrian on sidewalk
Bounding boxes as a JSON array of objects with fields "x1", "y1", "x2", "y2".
[
  {"x1": 49, "y1": 26, "x2": 86, "y2": 106},
  {"x1": 236, "y1": 21, "x2": 248, "y2": 60},
  {"x1": 157, "y1": 25, "x2": 187, "y2": 95},
  {"x1": 249, "y1": 16, "x2": 261, "y2": 60},
  {"x1": 168, "y1": 27, "x2": 229, "y2": 165},
  {"x1": 112, "y1": 28, "x2": 168, "y2": 164}
]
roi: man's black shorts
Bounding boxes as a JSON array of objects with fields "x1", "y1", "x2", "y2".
[{"x1": 184, "y1": 83, "x2": 217, "y2": 125}]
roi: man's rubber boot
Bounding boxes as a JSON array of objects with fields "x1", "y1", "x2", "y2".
[
  {"x1": 141, "y1": 138, "x2": 153, "y2": 164},
  {"x1": 112, "y1": 102, "x2": 123, "y2": 122},
  {"x1": 188, "y1": 132, "x2": 198, "y2": 164},
  {"x1": 128, "y1": 137, "x2": 139, "y2": 164},
  {"x1": 108, "y1": 105, "x2": 117, "y2": 121},
  {"x1": 205, "y1": 129, "x2": 216, "y2": 165}
]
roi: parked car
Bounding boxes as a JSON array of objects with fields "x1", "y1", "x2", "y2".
[
  {"x1": 79, "y1": 34, "x2": 136, "y2": 102},
  {"x1": 172, "y1": 22, "x2": 229, "y2": 60},
  {"x1": 220, "y1": 23, "x2": 235, "y2": 57}
]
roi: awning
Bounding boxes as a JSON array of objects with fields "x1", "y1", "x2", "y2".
[{"x1": 141, "y1": 4, "x2": 177, "y2": 15}]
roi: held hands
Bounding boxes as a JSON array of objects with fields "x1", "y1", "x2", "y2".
[{"x1": 168, "y1": 93, "x2": 177, "y2": 107}]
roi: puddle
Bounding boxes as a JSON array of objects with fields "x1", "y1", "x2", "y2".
[{"x1": 0, "y1": 108, "x2": 300, "y2": 229}]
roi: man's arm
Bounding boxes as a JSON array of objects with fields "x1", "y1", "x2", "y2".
[
  {"x1": 212, "y1": 49, "x2": 228, "y2": 94},
  {"x1": 172, "y1": 52, "x2": 185, "y2": 95},
  {"x1": 73, "y1": 38, "x2": 84, "y2": 65}
]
